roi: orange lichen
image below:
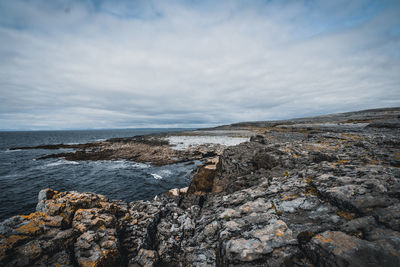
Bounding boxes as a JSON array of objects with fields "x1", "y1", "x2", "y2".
[
  {"x1": 14, "y1": 211, "x2": 67, "y2": 235},
  {"x1": 337, "y1": 211, "x2": 357, "y2": 221},
  {"x1": 314, "y1": 234, "x2": 333, "y2": 243},
  {"x1": 19, "y1": 211, "x2": 65, "y2": 229},
  {"x1": 1, "y1": 235, "x2": 29, "y2": 251},
  {"x1": 122, "y1": 215, "x2": 132, "y2": 222},
  {"x1": 305, "y1": 186, "x2": 318, "y2": 196},
  {"x1": 102, "y1": 249, "x2": 118, "y2": 257},
  {"x1": 20, "y1": 211, "x2": 46, "y2": 220},
  {"x1": 367, "y1": 160, "x2": 380, "y2": 165},
  {"x1": 81, "y1": 260, "x2": 98, "y2": 267},
  {"x1": 15, "y1": 221, "x2": 41, "y2": 235},
  {"x1": 270, "y1": 202, "x2": 282, "y2": 216},
  {"x1": 7, "y1": 235, "x2": 28, "y2": 244},
  {"x1": 55, "y1": 261, "x2": 69, "y2": 267},
  {"x1": 276, "y1": 229, "x2": 284, "y2": 237},
  {"x1": 281, "y1": 194, "x2": 298, "y2": 201},
  {"x1": 341, "y1": 133, "x2": 363, "y2": 141},
  {"x1": 337, "y1": 159, "x2": 350, "y2": 165}
]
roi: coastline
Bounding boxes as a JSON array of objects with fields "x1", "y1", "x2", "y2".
[
  {"x1": 9, "y1": 130, "x2": 252, "y2": 166},
  {"x1": 1, "y1": 107, "x2": 400, "y2": 266}
]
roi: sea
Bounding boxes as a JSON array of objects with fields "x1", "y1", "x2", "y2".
[{"x1": 0, "y1": 129, "x2": 200, "y2": 222}]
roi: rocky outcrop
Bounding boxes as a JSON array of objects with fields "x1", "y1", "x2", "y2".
[
  {"x1": 2, "y1": 109, "x2": 400, "y2": 266},
  {"x1": 13, "y1": 134, "x2": 227, "y2": 166},
  {"x1": 0, "y1": 189, "x2": 126, "y2": 266},
  {"x1": 187, "y1": 157, "x2": 219, "y2": 195}
]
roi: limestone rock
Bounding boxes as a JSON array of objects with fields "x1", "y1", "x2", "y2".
[
  {"x1": 2, "y1": 108, "x2": 400, "y2": 266},
  {"x1": 306, "y1": 231, "x2": 400, "y2": 267}
]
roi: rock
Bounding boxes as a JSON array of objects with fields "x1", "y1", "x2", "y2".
[
  {"x1": 341, "y1": 216, "x2": 377, "y2": 235},
  {"x1": 367, "y1": 120, "x2": 400, "y2": 128},
  {"x1": 372, "y1": 203, "x2": 400, "y2": 231},
  {"x1": 2, "y1": 107, "x2": 400, "y2": 266},
  {"x1": 305, "y1": 231, "x2": 400, "y2": 267},
  {"x1": 74, "y1": 229, "x2": 120, "y2": 267},
  {"x1": 219, "y1": 208, "x2": 240, "y2": 220},
  {"x1": 166, "y1": 188, "x2": 181, "y2": 197},
  {"x1": 187, "y1": 166, "x2": 216, "y2": 195},
  {"x1": 35, "y1": 250, "x2": 73, "y2": 266},
  {"x1": 135, "y1": 249, "x2": 158, "y2": 267},
  {"x1": 0, "y1": 189, "x2": 126, "y2": 266},
  {"x1": 30, "y1": 133, "x2": 228, "y2": 166},
  {"x1": 72, "y1": 208, "x2": 116, "y2": 233},
  {"x1": 225, "y1": 238, "x2": 264, "y2": 262},
  {"x1": 36, "y1": 188, "x2": 55, "y2": 212},
  {"x1": 250, "y1": 134, "x2": 268, "y2": 144},
  {"x1": 311, "y1": 151, "x2": 337, "y2": 163},
  {"x1": 212, "y1": 142, "x2": 290, "y2": 193},
  {"x1": 224, "y1": 219, "x2": 296, "y2": 263}
]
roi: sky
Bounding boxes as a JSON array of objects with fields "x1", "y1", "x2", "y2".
[{"x1": 0, "y1": 0, "x2": 399, "y2": 130}]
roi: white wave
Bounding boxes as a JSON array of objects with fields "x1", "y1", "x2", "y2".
[
  {"x1": 159, "y1": 169, "x2": 172, "y2": 176},
  {"x1": 95, "y1": 138, "x2": 106, "y2": 142},
  {"x1": 3, "y1": 174, "x2": 18, "y2": 178},
  {"x1": 46, "y1": 160, "x2": 79, "y2": 167},
  {"x1": 132, "y1": 162, "x2": 150, "y2": 169},
  {"x1": 104, "y1": 160, "x2": 130, "y2": 169},
  {"x1": 96, "y1": 160, "x2": 150, "y2": 169},
  {"x1": 105, "y1": 160, "x2": 150, "y2": 169},
  {"x1": 151, "y1": 173, "x2": 163, "y2": 180},
  {"x1": 4, "y1": 149, "x2": 22, "y2": 153}
]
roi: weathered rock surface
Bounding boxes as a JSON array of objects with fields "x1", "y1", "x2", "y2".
[{"x1": 1, "y1": 108, "x2": 400, "y2": 266}]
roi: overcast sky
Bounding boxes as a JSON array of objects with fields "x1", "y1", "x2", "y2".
[{"x1": 0, "y1": 0, "x2": 399, "y2": 130}]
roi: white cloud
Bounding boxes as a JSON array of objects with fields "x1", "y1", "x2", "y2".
[{"x1": 0, "y1": 0, "x2": 399, "y2": 129}]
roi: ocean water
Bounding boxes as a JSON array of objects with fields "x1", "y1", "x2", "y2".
[{"x1": 0, "y1": 129, "x2": 199, "y2": 221}]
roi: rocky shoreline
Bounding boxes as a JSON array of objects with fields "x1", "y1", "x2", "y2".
[
  {"x1": 1, "y1": 107, "x2": 400, "y2": 266},
  {"x1": 9, "y1": 132, "x2": 250, "y2": 166}
]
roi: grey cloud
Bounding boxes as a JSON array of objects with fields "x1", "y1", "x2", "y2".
[{"x1": 0, "y1": 0, "x2": 399, "y2": 130}]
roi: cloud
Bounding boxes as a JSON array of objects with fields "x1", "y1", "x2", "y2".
[{"x1": 0, "y1": 0, "x2": 399, "y2": 130}]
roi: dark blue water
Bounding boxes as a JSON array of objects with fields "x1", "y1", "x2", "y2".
[{"x1": 0, "y1": 129, "x2": 199, "y2": 221}]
